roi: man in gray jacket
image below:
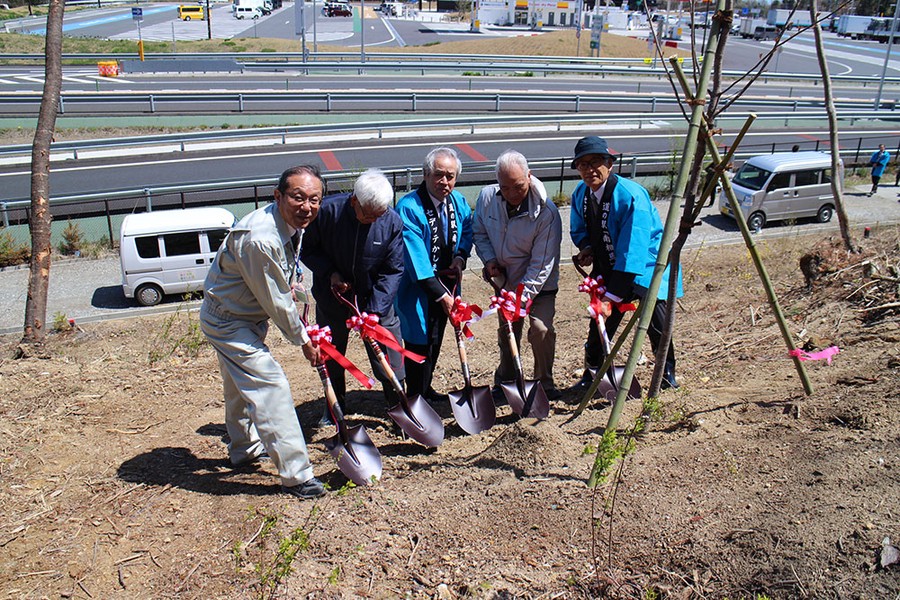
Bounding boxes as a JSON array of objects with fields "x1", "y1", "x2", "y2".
[
  {"x1": 201, "y1": 165, "x2": 326, "y2": 501},
  {"x1": 473, "y1": 150, "x2": 563, "y2": 400}
]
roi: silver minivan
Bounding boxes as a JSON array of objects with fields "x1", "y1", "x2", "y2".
[
  {"x1": 719, "y1": 152, "x2": 843, "y2": 231},
  {"x1": 120, "y1": 207, "x2": 235, "y2": 306}
]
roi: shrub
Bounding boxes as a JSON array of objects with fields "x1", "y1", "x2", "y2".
[
  {"x1": 0, "y1": 231, "x2": 29, "y2": 268},
  {"x1": 58, "y1": 219, "x2": 84, "y2": 256}
]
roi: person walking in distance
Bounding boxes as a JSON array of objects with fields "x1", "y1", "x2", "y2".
[{"x1": 868, "y1": 144, "x2": 890, "y2": 196}]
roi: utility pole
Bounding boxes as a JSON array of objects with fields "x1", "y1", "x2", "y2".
[
  {"x1": 206, "y1": 0, "x2": 212, "y2": 40},
  {"x1": 874, "y1": 1, "x2": 900, "y2": 109}
]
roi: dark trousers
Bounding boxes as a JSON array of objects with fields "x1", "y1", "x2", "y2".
[
  {"x1": 403, "y1": 309, "x2": 448, "y2": 398},
  {"x1": 585, "y1": 290, "x2": 676, "y2": 372},
  {"x1": 871, "y1": 174, "x2": 882, "y2": 193},
  {"x1": 316, "y1": 303, "x2": 404, "y2": 407}
]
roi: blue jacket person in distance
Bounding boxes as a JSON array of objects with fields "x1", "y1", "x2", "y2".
[
  {"x1": 395, "y1": 147, "x2": 473, "y2": 403},
  {"x1": 301, "y1": 169, "x2": 405, "y2": 423},
  {"x1": 868, "y1": 144, "x2": 890, "y2": 196},
  {"x1": 569, "y1": 136, "x2": 683, "y2": 391}
]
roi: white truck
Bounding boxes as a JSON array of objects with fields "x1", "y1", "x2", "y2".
[
  {"x1": 739, "y1": 17, "x2": 766, "y2": 38},
  {"x1": 766, "y1": 8, "x2": 811, "y2": 29},
  {"x1": 837, "y1": 15, "x2": 873, "y2": 38}
]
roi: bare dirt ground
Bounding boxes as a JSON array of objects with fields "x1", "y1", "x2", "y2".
[{"x1": 1, "y1": 227, "x2": 898, "y2": 599}]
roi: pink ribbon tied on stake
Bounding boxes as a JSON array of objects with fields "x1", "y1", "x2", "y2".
[
  {"x1": 489, "y1": 283, "x2": 531, "y2": 323},
  {"x1": 449, "y1": 297, "x2": 483, "y2": 340},
  {"x1": 789, "y1": 346, "x2": 840, "y2": 365},
  {"x1": 346, "y1": 312, "x2": 426, "y2": 364},
  {"x1": 307, "y1": 324, "x2": 375, "y2": 388}
]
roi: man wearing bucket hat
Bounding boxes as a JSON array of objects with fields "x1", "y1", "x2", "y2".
[{"x1": 569, "y1": 136, "x2": 683, "y2": 391}]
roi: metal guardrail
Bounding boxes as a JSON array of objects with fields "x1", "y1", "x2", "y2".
[
  {"x1": 0, "y1": 140, "x2": 893, "y2": 225},
  {"x1": 0, "y1": 110, "x2": 896, "y2": 162},
  {"x1": 1, "y1": 89, "x2": 898, "y2": 118},
  {"x1": 3, "y1": 52, "x2": 900, "y2": 84}
]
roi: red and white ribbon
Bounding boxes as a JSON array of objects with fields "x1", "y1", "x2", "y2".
[
  {"x1": 346, "y1": 311, "x2": 426, "y2": 364},
  {"x1": 489, "y1": 283, "x2": 531, "y2": 323},
  {"x1": 577, "y1": 274, "x2": 637, "y2": 319},
  {"x1": 449, "y1": 297, "x2": 483, "y2": 339},
  {"x1": 307, "y1": 324, "x2": 375, "y2": 388}
]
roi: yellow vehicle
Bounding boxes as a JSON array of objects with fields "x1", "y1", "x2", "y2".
[{"x1": 178, "y1": 5, "x2": 205, "y2": 20}]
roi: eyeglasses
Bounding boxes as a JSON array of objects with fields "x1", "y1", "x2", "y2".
[
  {"x1": 284, "y1": 192, "x2": 321, "y2": 207},
  {"x1": 575, "y1": 158, "x2": 611, "y2": 172}
]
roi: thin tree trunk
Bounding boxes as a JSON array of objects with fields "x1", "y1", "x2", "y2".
[
  {"x1": 21, "y1": 0, "x2": 65, "y2": 348},
  {"x1": 810, "y1": 0, "x2": 856, "y2": 252}
]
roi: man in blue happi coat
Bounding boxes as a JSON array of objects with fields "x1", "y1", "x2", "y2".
[
  {"x1": 302, "y1": 169, "x2": 405, "y2": 420},
  {"x1": 395, "y1": 147, "x2": 474, "y2": 403},
  {"x1": 569, "y1": 136, "x2": 683, "y2": 391}
]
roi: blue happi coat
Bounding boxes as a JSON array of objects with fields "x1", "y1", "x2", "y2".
[
  {"x1": 394, "y1": 186, "x2": 473, "y2": 344},
  {"x1": 870, "y1": 150, "x2": 890, "y2": 177},
  {"x1": 570, "y1": 176, "x2": 682, "y2": 300}
]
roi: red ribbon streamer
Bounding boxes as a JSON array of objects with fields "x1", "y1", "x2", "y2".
[
  {"x1": 577, "y1": 274, "x2": 637, "y2": 318},
  {"x1": 449, "y1": 297, "x2": 483, "y2": 339},
  {"x1": 346, "y1": 312, "x2": 426, "y2": 364},
  {"x1": 489, "y1": 283, "x2": 531, "y2": 323},
  {"x1": 307, "y1": 324, "x2": 375, "y2": 389}
]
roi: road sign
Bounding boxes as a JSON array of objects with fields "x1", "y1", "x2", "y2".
[
  {"x1": 590, "y1": 15, "x2": 603, "y2": 50},
  {"x1": 132, "y1": 7, "x2": 143, "y2": 21}
]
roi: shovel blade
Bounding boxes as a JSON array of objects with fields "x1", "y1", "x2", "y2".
[
  {"x1": 448, "y1": 386, "x2": 496, "y2": 435},
  {"x1": 324, "y1": 425, "x2": 383, "y2": 486},
  {"x1": 593, "y1": 367, "x2": 642, "y2": 403},
  {"x1": 501, "y1": 379, "x2": 550, "y2": 420},
  {"x1": 387, "y1": 394, "x2": 445, "y2": 447}
]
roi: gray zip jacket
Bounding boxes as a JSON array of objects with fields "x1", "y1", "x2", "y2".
[{"x1": 472, "y1": 175, "x2": 562, "y2": 300}]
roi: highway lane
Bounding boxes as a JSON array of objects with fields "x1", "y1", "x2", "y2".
[{"x1": 1, "y1": 125, "x2": 897, "y2": 201}]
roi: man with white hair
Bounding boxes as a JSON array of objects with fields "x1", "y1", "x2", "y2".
[
  {"x1": 473, "y1": 150, "x2": 563, "y2": 400},
  {"x1": 302, "y1": 169, "x2": 405, "y2": 420}
]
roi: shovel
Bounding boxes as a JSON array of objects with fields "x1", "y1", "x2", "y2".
[
  {"x1": 317, "y1": 363, "x2": 383, "y2": 486},
  {"x1": 573, "y1": 260, "x2": 642, "y2": 402},
  {"x1": 333, "y1": 290, "x2": 444, "y2": 448},
  {"x1": 298, "y1": 303, "x2": 383, "y2": 485},
  {"x1": 439, "y1": 275, "x2": 495, "y2": 435},
  {"x1": 486, "y1": 277, "x2": 550, "y2": 420}
]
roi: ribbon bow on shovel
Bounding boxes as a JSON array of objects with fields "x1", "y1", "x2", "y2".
[
  {"x1": 334, "y1": 290, "x2": 444, "y2": 448},
  {"x1": 489, "y1": 285, "x2": 532, "y2": 323},
  {"x1": 307, "y1": 324, "x2": 375, "y2": 389},
  {"x1": 572, "y1": 264, "x2": 642, "y2": 410},
  {"x1": 486, "y1": 281, "x2": 549, "y2": 420},
  {"x1": 345, "y1": 312, "x2": 426, "y2": 364},
  {"x1": 449, "y1": 296, "x2": 483, "y2": 340},
  {"x1": 300, "y1": 307, "x2": 382, "y2": 486}
]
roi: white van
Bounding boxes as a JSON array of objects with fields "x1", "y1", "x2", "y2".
[
  {"x1": 719, "y1": 152, "x2": 843, "y2": 231},
  {"x1": 234, "y1": 5, "x2": 261, "y2": 18},
  {"x1": 120, "y1": 207, "x2": 236, "y2": 306}
]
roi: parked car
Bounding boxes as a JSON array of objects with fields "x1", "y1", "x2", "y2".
[
  {"x1": 719, "y1": 152, "x2": 842, "y2": 231},
  {"x1": 323, "y1": 2, "x2": 352, "y2": 16}
]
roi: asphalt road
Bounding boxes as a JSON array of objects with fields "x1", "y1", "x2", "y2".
[{"x1": 1, "y1": 181, "x2": 898, "y2": 336}]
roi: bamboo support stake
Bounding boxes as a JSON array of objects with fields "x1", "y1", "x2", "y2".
[
  {"x1": 671, "y1": 61, "x2": 814, "y2": 396},
  {"x1": 591, "y1": 3, "x2": 726, "y2": 486}
]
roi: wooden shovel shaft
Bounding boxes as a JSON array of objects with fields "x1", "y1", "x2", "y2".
[
  {"x1": 454, "y1": 326, "x2": 475, "y2": 388},
  {"x1": 364, "y1": 336, "x2": 406, "y2": 399}
]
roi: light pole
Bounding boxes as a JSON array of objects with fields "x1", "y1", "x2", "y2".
[{"x1": 874, "y1": 1, "x2": 900, "y2": 110}]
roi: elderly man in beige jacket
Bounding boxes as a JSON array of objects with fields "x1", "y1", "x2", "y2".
[{"x1": 473, "y1": 150, "x2": 563, "y2": 400}]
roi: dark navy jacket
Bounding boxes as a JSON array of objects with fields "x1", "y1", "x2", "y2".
[{"x1": 301, "y1": 193, "x2": 404, "y2": 317}]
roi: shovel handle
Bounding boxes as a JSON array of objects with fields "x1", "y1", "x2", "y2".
[{"x1": 363, "y1": 335, "x2": 407, "y2": 400}]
